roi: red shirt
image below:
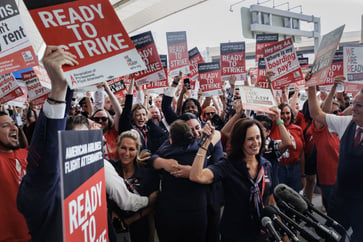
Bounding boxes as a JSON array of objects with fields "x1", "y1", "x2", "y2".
[
  {"x1": 0, "y1": 148, "x2": 31, "y2": 241},
  {"x1": 312, "y1": 123, "x2": 339, "y2": 185},
  {"x1": 270, "y1": 122, "x2": 304, "y2": 165}
]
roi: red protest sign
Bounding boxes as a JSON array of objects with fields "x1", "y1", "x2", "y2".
[
  {"x1": 59, "y1": 130, "x2": 108, "y2": 242},
  {"x1": 22, "y1": 67, "x2": 51, "y2": 106},
  {"x1": 167, "y1": 31, "x2": 190, "y2": 77},
  {"x1": 320, "y1": 51, "x2": 343, "y2": 86},
  {"x1": 107, "y1": 77, "x2": 126, "y2": 99},
  {"x1": 188, "y1": 47, "x2": 205, "y2": 80},
  {"x1": 0, "y1": 73, "x2": 24, "y2": 104},
  {"x1": 240, "y1": 86, "x2": 276, "y2": 113},
  {"x1": 220, "y1": 42, "x2": 246, "y2": 82},
  {"x1": 131, "y1": 31, "x2": 166, "y2": 86},
  {"x1": 307, "y1": 25, "x2": 345, "y2": 87},
  {"x1": 345, "y1": 82, "x2": 363, "y2": 96},
  {"x1": 6, "y1": 87, "x2": 27, "y2": 107},
  {"x1": 255, "y1": 34, "x2": 279, "y2": 63},
  {"x1": 256, "y1": 58, "x2": 269, "y2": 89},
  {"x1": 25, "y1": 0, "x2": 146, "y2": 89},
  {"x1": 264, "y1": 38, "x2": 303, "y2": 89},
  {"x1": 198, "y1": 62, "x2": 222, "y2": 97},
  {"x1": 344, "y1": 45, "x2": 363, "y2": 83},
  {"x1": 0, "y1": 0, "x2": 38, "y2": 75}
]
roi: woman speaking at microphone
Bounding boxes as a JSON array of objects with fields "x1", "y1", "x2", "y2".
[{"x1": 190, "y1": 119, "x2": 276, "y2": 242}]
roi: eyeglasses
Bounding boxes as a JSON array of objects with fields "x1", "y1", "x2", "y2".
[
  {"x1": 332, "y1": 110, "x2": 340, "y2": 115},
  {"x1": 93, "y1": 117, "x2": 108, "y2": 122},
  {"x1": 204, "y1": 112, "x2": 215, "y2": 116}
]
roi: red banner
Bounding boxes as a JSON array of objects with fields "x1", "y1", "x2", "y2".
[
  {"x1": 307, "y1": 25, "x2": 345, "y2": 87},
  {"x1": 0, "y1": 0, "x2": 38, "y2": 75},
  {"x1": 167, "y1": 31, "x2": 190, "y2": 77},
  {"x1": 320, "y1": 51, "x2": 343, "y2": 86},
  {"x1": 255, "y1": 34, "x2": 279, "y2": 63},
  {"x1": 0, "y1": 73, "x2": 24, "y2": 104},
  {"x1": 188, "y1": 47, "x2": 204, "y2": 80},
  {"x1": 264, "y1": 38, "x2": 303, "y2": 89},
  {"x1": 256, "y1": 58, "x2": 269, "y2": 89},
  {"x1": 220, "y1": 42, "x2": 246, "y2": 82},
  {"x1": 198, "y1": 62, "x2": 222, "y2": 97},
  {"x1": 26, "y1": 0, "x2": 146, "y2": 89},
  {"x1": 131, "y1": 31, "x2": 165, "y2": 86},
  {"x1": 22, "y1": 67, "x2": 51, "y2": 106}
]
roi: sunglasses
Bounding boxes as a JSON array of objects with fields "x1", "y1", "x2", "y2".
[
  {"x1": 332, "y1": 110, "x2": 339, "y2": 115},
  {"x1": 93, "y1": 117, "x2": 108, "y2": 122},
  {"x1": 205, "y1": 112, "x2": 215, "y2": 116}
]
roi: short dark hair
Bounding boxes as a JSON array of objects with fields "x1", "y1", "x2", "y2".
[
  {"x1": 170, "y1": 120, "x2": 195, "y2": 147},
  {"x1": 227, "y1": 118, "x2": 265, "y2": 161},
  {"x1": 254, "y1": 115, "x2": 273, "y2": 131},
  {"x1": 66, "y1": 115, "x2": 89, "y2": 130},
  {"x1": 179, "y1": 112, "x2": 198, "y2": 122}
]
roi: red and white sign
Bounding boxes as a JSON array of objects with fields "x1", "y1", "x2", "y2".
[
  {"x1": 255, "y1": 34, "x2": 279, "y2": 63},
  {"x1": 131, "y1": 31, "x2": 165, "y2": 86},
  {"x1": 0, "y1": 0, "x2": 38, "y2": 75},
  {"x1": 0, "y1": 73, "x2": 24, "y2": 104},
  {"x1": 198, "y1": 62, "x2": 222, "y2": 97},
  {"x1": 240, "y1": 86, "x2": 276, "y2": 113},
  {"x1": 6, "y1": 87, "x2": 27, "y2": 107},
  {"x1": 22, "y1": 67, "x2": 51, "y2": 106},
  {"x1": 256, "y1": 58, "x2": 269, "y2": 89},
  {"x1": 344, "y1": 45, "x2": 363, "y2": 83},
  {"x1": 107, "y1": 77, "x2": 126, "y2": 100},
  {"x1": 264, "y1": 38, "x2": 303, "y2": 89},
  {"x1": 59, "y1": 130, "x2": 108, "y2": 242},
  {"x1": 144, "y1": 54, "x2": 169, "y2": 94},
  {"x1": 188, "y1": 47, "x2": 204, "y2": 80},
  {"x1": 320, "y1": 51, "x2": 343, "y2": 86},
  {"x1": 25, "y1": 0, "x2": 146, "y2": 89},
  {"x1": 307, "y1": 25, "x2": 345, "y2": 87},
  {"x1": 220, "y1": 42, "x2": 246, "y2": 83},
  {"x1": 345, "y1": 82, "x2": 363, "y2": 96},
  {"x1": 166, "y1": 31, "x2": 190, "y2": 77}
]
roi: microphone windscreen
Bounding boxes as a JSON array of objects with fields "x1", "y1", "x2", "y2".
[
  {"x1": 261, "y1": 216, "x2": 272, "y2": 227},
  {"x1": 274, "y1": 184, "x2": 308, "y2": 212}
]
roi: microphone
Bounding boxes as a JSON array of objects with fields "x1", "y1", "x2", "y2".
[
  {"x1": 263, "y1": 206, "x2": 300, "y2": 242},
  {"x1": 261, "y1": 216, "x2": 283, "y2": 242},
  {"x1": 269, "y1": 205, "x2": 321, "y2": 242},
  {"x1": 301, "y1": 195, "x2": 342, "y2": 228},
  {"x1": 277, "y1": 197, "x2": 341, "y2": 242},
  {"x1": 273, "y1": 183, "x2": 308, "y2": 212}
]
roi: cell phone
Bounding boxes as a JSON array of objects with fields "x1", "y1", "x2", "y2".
[{"x1": 183, "y1": 78, "x2": 191, "y2": 89}]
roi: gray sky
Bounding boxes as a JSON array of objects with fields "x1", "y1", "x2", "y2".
[{"x1": 136, "y1": 0, "x2": 362, "y2": 55}]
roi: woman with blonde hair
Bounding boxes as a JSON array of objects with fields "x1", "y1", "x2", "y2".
[{"x1": 108, "y1": 129, "x2": 159, "y2": 242}]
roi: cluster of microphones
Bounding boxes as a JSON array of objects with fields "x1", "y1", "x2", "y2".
[{"x1": 261, "y1": 184, "x2": 350, "y2": 242}]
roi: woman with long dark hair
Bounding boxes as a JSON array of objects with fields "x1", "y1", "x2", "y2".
[{"x1": 190, "y1": 118, "x2": 275, "y2": 242}]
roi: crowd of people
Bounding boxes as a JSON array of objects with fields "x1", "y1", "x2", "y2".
[{"x1": 0, "y1": 44, "x2": 362, "y2": 242}]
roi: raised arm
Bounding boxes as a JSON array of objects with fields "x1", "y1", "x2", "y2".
[
  {"x1": 189, "y1": 122, "x2": 219, "y2": 184},
  {"x1": 162, "y1": 73, "x2": 182, "y2": 124},
  {"x1": 268, "y1": 106, "x2": 292, "y2": 154},
  {"x1": 103, "y1": 81, "x2": 122, "y2": 132},
  {"x1": 306, "y1": 72, "x2": 328, "y2": 126},
  {"x1": 221, "y1": 99, "x2": 244, "y2": 139}
]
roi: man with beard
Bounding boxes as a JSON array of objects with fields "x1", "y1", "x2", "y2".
[
  {"x1": 149, "y1": 105, "x2": 169, "y2": 134},
  {"x1": 0, "y1": 111, "x2": 30, "y2": 241}
]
